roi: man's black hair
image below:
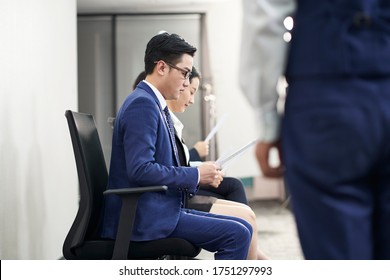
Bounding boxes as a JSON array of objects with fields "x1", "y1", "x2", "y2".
[{"x1": 144, "y1": 32, "x2": 197, "y2": 74}]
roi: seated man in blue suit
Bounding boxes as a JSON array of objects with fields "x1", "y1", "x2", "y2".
[{"x1": 101, "y1": 32, "x2": 252, "y2": 260}]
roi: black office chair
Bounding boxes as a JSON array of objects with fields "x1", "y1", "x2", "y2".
[{"x1": 63, "y1": 110, "x2": 200, "y2": 260}]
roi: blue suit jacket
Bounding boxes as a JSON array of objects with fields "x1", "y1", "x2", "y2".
[
  {"x1": 101, "y1": 82, "x2": 199, "y2": 241},
  {"x1": 286, "y1": 0, "x2": 390, "y2": 79}
]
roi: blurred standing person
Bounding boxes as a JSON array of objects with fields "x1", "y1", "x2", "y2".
[{"x1": 240, "y1": 0, "x2": 390, "y2": 259}]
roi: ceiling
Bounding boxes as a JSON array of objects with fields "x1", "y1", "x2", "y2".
[{"x1": 77, "y1": 0, "x2": 224, "y2": 14}]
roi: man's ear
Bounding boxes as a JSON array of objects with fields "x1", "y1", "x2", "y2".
[{"x1": 155, "y1": 60, "x2": 166, "y2": 76}]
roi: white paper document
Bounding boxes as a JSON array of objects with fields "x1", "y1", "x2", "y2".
[
  {"x1": 216, "y1": 139, "x2": 258, "y2": 170},
  {"x1": 204, "y1": 114, "x2": 228, "y2": 142}
]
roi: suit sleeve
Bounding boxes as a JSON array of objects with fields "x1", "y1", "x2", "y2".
[
  {"x1": 120, "y1": 97, "x2": 199, "y2": 193},
  {"x1": 239, "y1": 0, "x2": 296, "y2": 142}
]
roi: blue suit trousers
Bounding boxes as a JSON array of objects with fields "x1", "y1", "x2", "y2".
[
  {"x1": 282, "y1": 76, "x2": 390, "y2": 259},
  {"x1": 169, "y1": 209, "x2": 252, "y2": 260}
]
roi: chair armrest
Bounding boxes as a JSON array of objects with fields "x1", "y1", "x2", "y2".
[
  {"x1": 103, "y1": 185, "x2": 168, "y2": 259},
  {"x1": 103, "y1": 185, "x2": 168, "y2": 196}
]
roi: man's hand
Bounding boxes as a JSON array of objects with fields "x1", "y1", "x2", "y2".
[
  {"x1": 198, "y1": 161, "x2": 223, "y2": 188},
  {"x1": 255, "y1": 140, "x2": 283, "y2": 178}
]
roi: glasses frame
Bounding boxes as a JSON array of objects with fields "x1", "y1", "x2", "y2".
[{"x1": 164, "y1": 61, "x2": 192, "y2": 80}]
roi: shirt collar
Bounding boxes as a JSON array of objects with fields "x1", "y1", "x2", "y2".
[{"x1": 143, "y1": 80, "x2": 167, "y2": 110}]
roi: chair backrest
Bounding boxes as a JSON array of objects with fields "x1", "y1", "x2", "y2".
[{"x1": 63, "y1": 110, "x2": 108, "y2": 257}]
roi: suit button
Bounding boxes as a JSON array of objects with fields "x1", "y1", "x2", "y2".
[{"x1": 353, "y1": 12, "x2": 371, "y2": 27}]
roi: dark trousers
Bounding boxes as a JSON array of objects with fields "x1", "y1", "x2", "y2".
[
  {"x1": 169, "y1": 209, "x2": 252, "y2": 260},
  {"x1": 196, "y1": 177, "x2": 248, "y2": 205},
  {"x1": 282, "y1": 76, "x2": 390, "y2": 259}
]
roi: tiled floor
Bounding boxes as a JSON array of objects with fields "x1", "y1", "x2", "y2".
[
  {"x1": 252, "y1": 199, "x2": 303, "y2": 260},
  {"x1": 197, "y1": 199, "x2": 304, "y2": 260}
]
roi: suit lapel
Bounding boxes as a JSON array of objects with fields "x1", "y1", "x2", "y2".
[{"x1": 137, "y1": 82, "x2": 180, "y2": 166}]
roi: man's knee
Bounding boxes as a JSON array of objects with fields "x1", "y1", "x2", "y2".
[{"x1": 232, "y1": 220, "x2": 252, "y2": 246}]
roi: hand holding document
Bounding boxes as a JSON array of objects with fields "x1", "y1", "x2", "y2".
[
  {"x1": 204, "y1": 114, "x2": 228, "y2": 142},
  {"x1": 216, "y1": 139, "x2": 258, "y2": 170}
]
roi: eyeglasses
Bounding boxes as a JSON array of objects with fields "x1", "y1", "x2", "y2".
[{"x1": 164, "y1": 61, "x2": 192, "y2": 80}]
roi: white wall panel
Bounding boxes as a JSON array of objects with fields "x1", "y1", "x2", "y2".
[{"x1": 0, "y1": 0, "x2": 78, "y2": 259}]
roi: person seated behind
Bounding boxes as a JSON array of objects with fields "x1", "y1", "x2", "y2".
[
  {"x1": 101, "y1": 32, "x2": 252, "y2": 260},
  {"x1": 133, "y1": 67, "x2": 268, "y2": 260}
]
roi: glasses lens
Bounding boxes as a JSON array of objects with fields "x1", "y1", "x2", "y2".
[
  {"x1": 185, "y1": 71, "x2": 192, "y2": 79},
  {"x1": 165, "y1": 61, "x2": 192, "y2": 80}
]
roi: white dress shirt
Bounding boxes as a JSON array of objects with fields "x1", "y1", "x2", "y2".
[{"x1": 239, "y1": 0, "x2": 296, "y2": 142}]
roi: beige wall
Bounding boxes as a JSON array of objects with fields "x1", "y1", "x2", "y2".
[
  {"x1": 0, "y1": 0, "x2": 78, "y2": 259},
  {"x1": 205, "y1": 0, "x2": 261, "y2": 178}
]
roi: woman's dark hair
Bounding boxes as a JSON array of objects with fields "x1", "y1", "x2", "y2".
[
  {"x1": 133, "y1": 71, "x2": 146, "y2": 90},
  {"x1": 144, "y1": 32, "x2": 197, "y2": 74},
  {"x1": 190, "y1": 66, "x2": 201, "y2": 83}
]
